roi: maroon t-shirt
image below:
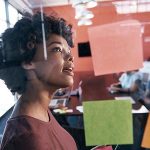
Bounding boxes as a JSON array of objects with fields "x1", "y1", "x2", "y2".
[{"x1": 1, "y1": 110, "x2": 77, "y2": 150}]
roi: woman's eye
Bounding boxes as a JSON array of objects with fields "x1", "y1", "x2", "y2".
[{"x1": 52, "y1": 47, "x2": 62, "y2": 53}]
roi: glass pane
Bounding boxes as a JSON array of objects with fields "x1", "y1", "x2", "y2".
[
  {"x1": 140, "y1": 0, "x2": 150, "y2": 3},
  {"x1": 0, "y1": 79, "x2": 15, "y2": 117},
  {"x1": 145, "y1": 3, "x2": 150, "y2": 12},
  {"x1": 8, "y1": 4, "x2": 18, "y2": 25},
  {"x1": 130, "y1": 5, "x2": 137, "y2": 13},
  {"x1": 0, "y1": 0, "x2": 6, "y2": 21},
  {"x1": 0, "y1": 20, "x2": 7, "y2": 36},
  {"x1": 18, "y1": 13, "x2": 22, "y2": 20},
  {"x1": 138, "y1": 4, "x2": 146, "y2": 12}
]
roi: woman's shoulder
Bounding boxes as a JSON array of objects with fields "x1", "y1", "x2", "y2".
[
  {"x1": 1, "y1": 129, "x2": 44, "y2": 150},
  {"x1": 2, "y1": 115, "x2": 50, "y2": 141},
  {"x1": 1, "y1": 116, "x2": 49, "y2": 150}
]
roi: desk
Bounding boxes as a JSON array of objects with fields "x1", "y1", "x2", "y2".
[
  {"x1": 63, "y1": 73, "x2": 149, "y2": 150},
  {"x1": 51, "y1": 72, "x2": 148, "y2": 114}
]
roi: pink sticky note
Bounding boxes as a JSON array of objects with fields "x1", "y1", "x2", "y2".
[{"x1": 88, "y1": 20, "x2": 143, "y2": 76}]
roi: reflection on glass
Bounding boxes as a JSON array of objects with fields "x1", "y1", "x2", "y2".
[
  {"x1": 8, "y1": 4, "x2": 18, "y2": 25},
  {"x1": 113, "y1": 0, "x2": 150, "y2": 14},
  {"x1": 0, "y1": 79, "x2": 15, "y2": 117},
  {"x1": 18, "y1": 13, "x2": 22, "y2": 20},
  {"x1": 0, "y1": 0, "x2": 6, "y2": 21},
  {"x1": 0, "y1": 20, "x2": 7, "y2": 35}
]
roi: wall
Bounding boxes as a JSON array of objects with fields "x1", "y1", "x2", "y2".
[{"x1": 35, "y1": 2, "x2": 150, "y2": 72}]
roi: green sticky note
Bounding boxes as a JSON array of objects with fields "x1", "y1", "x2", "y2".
[{"x1": 83, "y1": 100, "x2": 133, "y2": 146}]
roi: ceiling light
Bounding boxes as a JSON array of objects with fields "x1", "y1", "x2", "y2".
[
  {"x1": 78, "y1": 19, "x2": 93, "y2": 26},
  {"x1": 85, "y1": 0, "x2": 97, "y2": 8},
  {"x1": 75, "y1": 8, "x2": 94, "y2": 19},
  {"x1": 72, "y1": 0, "x2": 97, "y2": 8}
]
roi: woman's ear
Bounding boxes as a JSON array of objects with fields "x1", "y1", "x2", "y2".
[
  {"x1": 22, "y1": 62, "x2": 35, "y2": 70},
  {"x1": 22, "y1": 62, "x2": 37, "y2": 81}
]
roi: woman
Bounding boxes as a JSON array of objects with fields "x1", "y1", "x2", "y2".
[{"x1": 0, "y1": 12, "x2": 77, "y2": 150}]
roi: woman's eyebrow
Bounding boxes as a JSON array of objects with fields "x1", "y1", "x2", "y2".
[{"x1": 47, "y1": 41, "x2": 62, "y2": 47}]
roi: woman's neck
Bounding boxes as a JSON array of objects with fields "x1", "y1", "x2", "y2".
[{"x1": 11, "y1": 80, "x2": 56, "y2": 122}]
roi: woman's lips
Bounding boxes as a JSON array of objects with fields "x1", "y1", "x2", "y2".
[{"x1": 63, "y1": 68, "x2": 74, "y2": 76}]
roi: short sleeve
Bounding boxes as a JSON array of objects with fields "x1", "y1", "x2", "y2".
[
  {"x1": 119, "y1": 73, "x2": 126, "y2": 83},
  {"x1": 132, "y1": 73, "x2": 141, "y2": 82},
  {"x1": 146, "y1": 81, "x2": 150, "y2": 90},
  {"x1": 3, "y1": 133, "x2": 45, "y2": 150}
]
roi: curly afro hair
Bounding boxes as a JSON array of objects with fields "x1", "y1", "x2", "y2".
[{"x1": 0, "y1": 12, "x2": 73, "y2": 94}]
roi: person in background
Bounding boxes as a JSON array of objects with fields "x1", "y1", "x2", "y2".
[
  {"x1": 145, "y1": 80, "x2": 150, "y2": 93},
  {"x1": 143, "y1": 91, "x2": 150, "y2": 110},
  {"x1": 109, "y1": 70, "x2": 141, "y2": 93},
  {"x1": 108, "y1": 70, "x2": 145, "y2": 101},
  {"x1": 0, "y1": 12, "x2": 77, "y2": 150}
]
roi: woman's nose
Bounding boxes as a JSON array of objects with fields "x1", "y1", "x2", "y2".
[
  {"x1": 67, "y1": 54, "x2": 74, "y2": 62},
  {"x1": 64, "y1": 52, "x2": 74, "y2": 62}
]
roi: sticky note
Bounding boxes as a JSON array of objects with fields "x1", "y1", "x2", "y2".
[
  {"x1": 88, "y1": 20, "x2": 143, "y2": 76},
  {"x1": 83, "y1": 100, "x2": 133, "y2": 146},
  {"x1": 141, "y1": 113, "x2": 150, "y2": 148}
]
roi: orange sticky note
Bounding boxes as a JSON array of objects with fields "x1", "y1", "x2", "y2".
[
  {"x1": 141, "y1": 113, "x2": 150, "y2": 148},
  {"x1": 88, "y1": 20, "x2": 143, "y2": 76}
]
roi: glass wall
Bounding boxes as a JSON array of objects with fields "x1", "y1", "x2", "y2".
[
  {"x1": 0, "y1": 0, "x2": 22, "y2": 117},
  {"x1": 0, "y1": 0, "x2": 22, "y2": 35},
  {"x1": 0, "y1": 0, "x2": 7, "y2": 35}
]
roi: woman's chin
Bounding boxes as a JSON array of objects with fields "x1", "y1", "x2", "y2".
[
  {"x1": 62, "y1": 79, "x2": 74, "y2": 88},
  {"x1": 66, "y1": 81, "x2": 74, "y2": 87}
]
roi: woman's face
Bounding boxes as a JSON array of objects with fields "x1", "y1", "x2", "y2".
[{"x1": 32, "y1": 34, "x2": 74, "y2": 89}]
